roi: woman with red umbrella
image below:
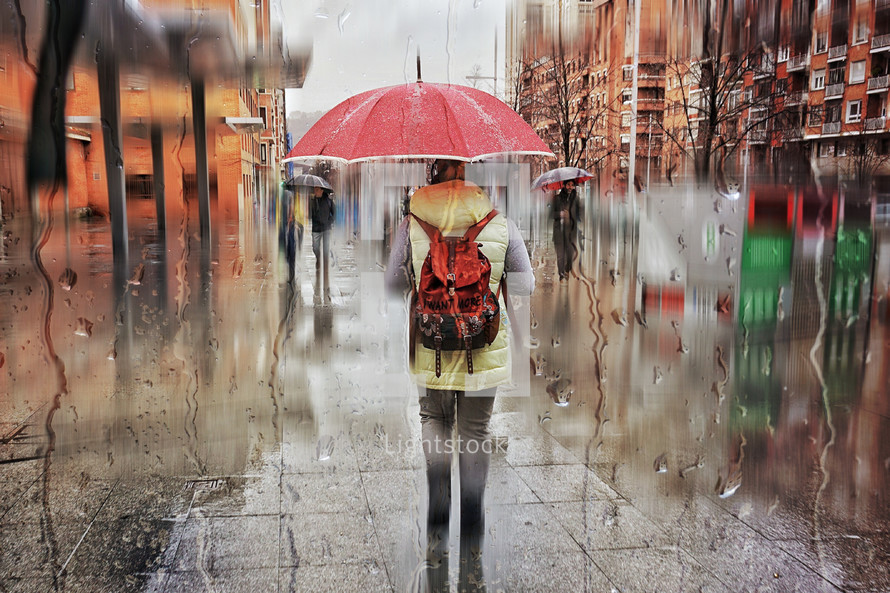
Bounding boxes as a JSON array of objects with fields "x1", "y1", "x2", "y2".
[{"x1": 386, "y1": 158, "x2": 535, "y2": 593}]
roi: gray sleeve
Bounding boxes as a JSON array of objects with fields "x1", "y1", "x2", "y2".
[
  {"x1": 385, "y1": 217, "x2": 413, "y2": 296},
  {"x1": 504, "y1": 217, "x2": 535, "y2": 296}
]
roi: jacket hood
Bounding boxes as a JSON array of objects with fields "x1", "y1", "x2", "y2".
[{"x1": 409, "y1": 180, "x2": 493, "y2": 236}]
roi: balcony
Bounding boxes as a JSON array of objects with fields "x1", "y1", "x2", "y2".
[
  {"x1": 748, "y1": 129, "x2": 769, "y2": 143},
  {"x1": 827, "y1": 44, "x2": 847, "y2": 62},
  {"x1": 879, "y1": 0, "x2": 890, "y2": 10},
  {"x1": 822, "y1": 121, "x2": 841, "y2": 134},
  {"x1": 785, "y1": 91, "x2": 809, "y2": 106},
  {"x1": 867, "y1": 75, "x2": 890, "y2": 92},
  {"x1": 824, "y1": 82, "x2": 845, "y2": 98},
  {"x1": 637, "y1": 75, "x2": 666, "y2": 87},
  {"x1": 784, "y1": 128, "x2": 804, "y2": 140},
  {"x1": 864, "y1": 116, "x2": 887, "y2": 131},
  {"x1": 872, "y1": 33, "x2": 890, "y2": 52},
  {"x1": 637, "y1": 98, "x2": 665, "y2": 112},
  {"x1": 787, "y1": 54, "x2": 809, "y2": 72}
]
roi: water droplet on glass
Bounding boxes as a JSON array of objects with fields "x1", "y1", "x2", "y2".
[
  {"x1": 74, "y1": 318, "x2": 93, "y2": 337},
  {"x1": 316, "y1": 435, "x2": 335, "y2": 461},
  {"x1": 654, "y1": 453, "x2": 668, "y2": 473},
  {"x1": 58, "y1": 268, "x2": 77, "y2": 291},
  {"x1": 106, "y1": 346, "x2": 117, "y2": 361},
  {"x1": 0, "y1": 352, "x2": 5, "y2": 369},
  {"x1": 337, "y1": 8, "x2": 351, "y2": 33},
  {"x1": 233, "y1": 256, "x2": 244, "y2": 279},
  {"x1": 128, "y1": 263, "x2": 145, "y2": 286},
  {"x1": 538, "y1": 411, "x2": 552, "y2": 424},
  {"x1": 533, "y1": 354, "x2": 545, "y2": 376},
  {"x1": 546, "y1": 378, "x2": 572, "y2": 407},
  {"x1": 653, "y1": 366, "x2": 663, "y2": 384},
  {"x1": 473, "y1": 0, "x2": 482, "y2": 7}
]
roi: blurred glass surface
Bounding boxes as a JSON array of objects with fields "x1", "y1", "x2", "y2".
[{"x1": 1, "y1": 1, "x2": 889, "y2": 592}]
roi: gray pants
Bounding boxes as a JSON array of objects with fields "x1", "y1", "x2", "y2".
[
  {"x1": 312, "y1": 230, "x2": 331, "y2": 294},
  {"x1": 420, "y1": 387, "x2": 495, "y2": 593}
]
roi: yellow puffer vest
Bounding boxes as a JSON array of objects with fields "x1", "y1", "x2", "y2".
[{"x1": 408, "y1": 180, "x2": 510, "y2": 391}]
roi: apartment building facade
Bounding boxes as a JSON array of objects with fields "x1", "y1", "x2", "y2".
[{"x1": 508, "y1": 0, "x2": 890, "y2": 189}]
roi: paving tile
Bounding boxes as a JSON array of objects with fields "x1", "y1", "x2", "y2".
[
  {"x1": 548, "y1": 499, "x2": 673, "y2": 550},
  {"x1": 280, "y1": 470, "x2": 368, "y2": 515},
  {"x1": 486, "y1": 464, "x2": 540, "y2": 505},
  {"x1": 0, "y1": 520, "x2": 86, "y2": 579},
  {"x1": 513, "y1": 464, "x2": 621, "y2": 503},
  {"x1": 485, "y1": 503, "x2": 581, "y2": 555},
  {"x1": 587, "y1": 547, "x2": 730, "y2": 593},
  {"x1": 494, "y1": 433, "x2": 582, "y2": 467},
  {"x1": 775, "y1": 533, "x2": 890, "y2": 592},
  {"x1": 0, "y1": 445, "x2": 44, "y2": 518},
  {"x1": 94, "y1": 476, "x2": 193, "y2": 521},
  {"x1": 172, "y1": 515, "x2": 279, "y2": 572},
  {"x1": 1, "y1": 473, "x2": 115, "y2": 526},
  {"x1": 187, "y1": 475, "x2": 280, "y2": 517},
  {"x1": 279, "y1": 563, "x2": 393, "y2": 593},
  {"x1": 492, "y1": 548, "x2": 615, "y2": 593},
  {"x1": 667, "y1": 498, "x2": 843, "y2": 593},
  {"x1": 281, "y1": 426, "x2": 359, "y2": 474},
  {"x1": 64, "y1": 517, "x2": 176, "y2": 576},
  {"x1": 162, "y1": 568, "x2": 277, "y2": 592},
  {"x1": 280, "y1": 512, "x2": 382, "y2": 567}
]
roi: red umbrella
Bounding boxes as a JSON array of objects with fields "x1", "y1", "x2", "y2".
[{"x1": 283, "y1": 82, "x2": 552, "y2": 163}]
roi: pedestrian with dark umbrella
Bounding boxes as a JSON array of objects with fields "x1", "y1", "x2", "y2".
[
  {"x1": 310, "y1": 186, "x2": 335, "y2": 300},
  {"x1": 551, "y1": 179, "x2": 582, "y2": 282}
]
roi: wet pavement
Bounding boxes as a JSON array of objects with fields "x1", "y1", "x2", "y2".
[{"x1": 1, "y1": 186, "x2": 889, "y2": 592}]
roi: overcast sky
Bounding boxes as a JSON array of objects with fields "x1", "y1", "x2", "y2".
[{"x1": 279, "y1": 0, "x2": 507, "y2": 114}]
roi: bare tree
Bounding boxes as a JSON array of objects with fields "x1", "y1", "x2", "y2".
[
  {"x1": 661, "y1": 47, "x2": 785, "y2": 183},
  {"x1": 516, "y1": 43, "x2": 622, "y2": 170},
  {"x1": 843, "y1": 137, "x2": 890, "y2": 188}
]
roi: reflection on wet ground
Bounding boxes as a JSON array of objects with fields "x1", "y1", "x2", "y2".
[{"x1": 1, "y1": 187, "x2": 888, "y2": 592}]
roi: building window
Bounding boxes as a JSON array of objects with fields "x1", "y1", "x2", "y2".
[
  {"x1": 826, "y1": 102, "x2": 842, "y2": 123},
  {"x1": 828, "y1": 64, "x2": 846, "y2": 85},
  {"x1": 809, "y1": 105, "x2": 824, "y2": 126},
  {"x1": 622, "y1": 89, "x2": 632, "y2": 103},
  {"x1": 837, "y1": 142, "x2": 847, "y2": 156},
  {"x1": 815, "y1": 31, "x2": 828, "y2": 54},
  {"x1": 260, "y1": 106, "x2": 268, "y2": 128},
  {"x1": 623, "y1": 66, "x2": 633, "y2": 81},
  {"x1": 818, "y1": 142, "x2": 834, "y2": 157},
  {"x1": 811, "y1": 69, "x2": 825, "y2": 90},
  {"x1": 846, "y1": 99, "x2": 862, "y2": 123},
  {"x1": 850, "y1": 61, "x2": 866, "y2": 84},
  {"x1": 260, "y1": 142, "x2": 267, "y2": 163},
  {"x1": 853, "y1": 17, "x2": 868, "y2": 45},
  {"x1": 777, "y1": 46, "x2": 789, "y2": 62}
]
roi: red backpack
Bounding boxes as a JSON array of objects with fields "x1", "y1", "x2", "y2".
[{"x1": 411, "y1": 210, "x2": 502, "y2": 377}]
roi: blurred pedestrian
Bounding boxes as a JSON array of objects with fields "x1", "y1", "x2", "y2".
[
  {"x1": 281, "y1": 183, "x2": 304, "y2": 284},
  {"x1": 551, "y1": 179, "x2": 582, "y2": 282},
  {"x1": 310, "y1": 186, "x2": 335, "y2": 300},
  {"x1": 386, "y1": 159, "x2": 535, "y2": 593}
]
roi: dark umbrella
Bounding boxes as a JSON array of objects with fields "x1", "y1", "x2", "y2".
[
  {"x1": 531, "y1": 167, "x2": 595, "y2": 192},
  {"x1": 286, "y1": 174, "x2": 332, "y2": 189}
]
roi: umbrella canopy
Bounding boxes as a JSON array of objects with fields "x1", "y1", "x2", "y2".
[
  {"x1": 283, "y1": 82, "x2": 553, "y2": 163},
  {"x1": 531, "y1": 167, "x2": 595, "y2": 192},
  {"x1": 286, "y1": 174, "x2": 332, "y2": 189}
]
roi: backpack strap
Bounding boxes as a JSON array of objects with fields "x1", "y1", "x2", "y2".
[
  {"x1": 462, "y1": 209, "x2": 499, "y2": 243},
  {"x1": 408, "y1": 213, "x2": 444, "y2": 242},
  {"x1": 409, "y1": 209, "x2": 499, "y2": 243}
]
